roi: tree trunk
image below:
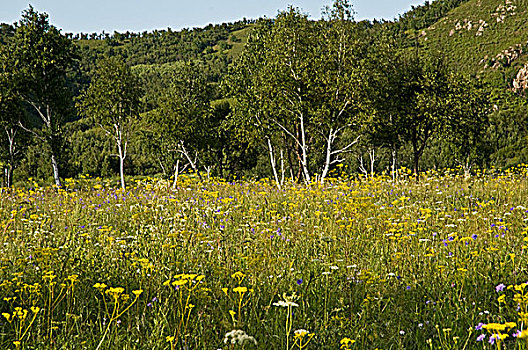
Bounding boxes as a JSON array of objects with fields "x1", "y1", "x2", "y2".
[
  {"x1": 119, "y1": 154, "x2": 126, "y2": 191},
  {"x1": 413, "y1": 151, "x2": 420, "y2": 178},
  {"x1": 369, "y1": 148, "x2": 376, "y2": 179},
  {"x1": 5, "y1": 166, "x2": 12, "y2": 188},
  {"x1": 280, "y1": 149, "x2": 285, "y2": 187},
  {"x1": 299, "y1": 113, "x2": 310, "y2": 184},
  {"x1": 6, "y1": 127, "x2": 17, "y2": 188},
  {"x1": 267, "y1": 137, "x2": 281, "y2": 189},
  {"x1": 180, "y1": 141, "x2": 202, "y2": 181},
  {"x1": 358, "y1": 155, "x2": 368, "y2": 178},
  {"x1": 51, "y1": 152, "x2": 62, "y2": 188},
  {"x1": 391, "y1": 147, "x2": 397, "y2": 182},
  {"x1": 117, "y1": 141, "x2": 126, "y2": 191},
  {"x1": 205, "y1": 165, "x2": 212, "y2": 180},
  {"x1": 463, "y1": 154, "x2": 472, "y2": 180},
  {"x1": 172, "y1": 159, "x2": 180, "y2": 189},
  {"x1": 320, "y1": 128, "x2": 334, "y2": 184}
]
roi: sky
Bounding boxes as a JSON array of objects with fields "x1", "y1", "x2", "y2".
[{"x1": 0, "y1": 0, "x2": 426, "y2": 34}]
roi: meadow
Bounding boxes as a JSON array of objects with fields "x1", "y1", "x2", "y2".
[{"x1": 2, "y1": 168, "x2": 528, "y2": 349}]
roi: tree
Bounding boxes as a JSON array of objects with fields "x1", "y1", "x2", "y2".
[
  {"x1": 410, "y1": 54, "x2": 453, "y2": 175},
  {"x1": 369, "y1": 47, "x2": 489, "y2": 177},
  {"x1": 77, "y1": 56, "x2": 142, "y2": 190},
  {"x1": 445, "y1": 76, "x2": 490, "y2": 176},
  {"x1": 228, "y1": 8, "x2": 320, "y2": 185},
  {"x1": 379, "y1": 51, "x2": 454, "y2": 176},
  {"x1": 366, "y1": 39, "x2": 417, "y2": 179},
  {"x1": 224, "y1": 20, "x2": 287, "y2": 187},
  {"x1": 262, "y1": 7, "x2": 317, "y2": 184},
  {"x1": 7, "y1": 6, "x2": 77, "y2": 188},
  {"x1": 227, "y1": 3, "x2": 370, "y2": 185},
  {"x1": 148, "y1": 60, "x2": 212, "y2": 186},
  {"x1": 315, "y1": 0, "x2": 369, "y2": 183}
]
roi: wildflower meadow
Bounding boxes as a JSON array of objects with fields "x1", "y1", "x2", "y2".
[{"x1": 2, "y1": 167, "x2": 528, "y2": 349}]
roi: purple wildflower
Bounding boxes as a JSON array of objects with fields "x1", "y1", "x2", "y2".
[
  {"x1": 496, "y1": 283, "x2": 506, "y2": 292},
  {"x1": 489, "y1": 335, "x2": 496, "y2": 345}
]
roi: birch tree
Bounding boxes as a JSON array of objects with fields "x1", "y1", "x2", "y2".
[
  {"x1": 78, "y1": 56, "x2": 141, "y2": 190},
  {"x1": 148, "y1": 61, "x2": 212, "y2": 186},
  {"x1": 224, "y1": 20, "x2": 288, "y2": 188},
  {"x1": 7, "y1": 6, "x2": 77, "y2": 188},
  {"x1": 227, "y1": 4, "x2": 371, "y2": 185},
  {"x1": 315, "y1": 0, "x2": 368, "y2": 183},
  {"x1": 261, "y1": 8, "x2": 317, "y2": 184}
]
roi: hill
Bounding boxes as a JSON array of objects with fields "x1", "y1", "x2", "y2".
[
  {"x1": 418, "y1": 0, "x2": 528, "y2": 88},
  {"x1": 74, "y1": 21, "x2": 250, "y2": 76}
]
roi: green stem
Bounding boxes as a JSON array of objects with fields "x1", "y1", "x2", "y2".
[{"x1": 95, "y1": 301, "x2": 117, "y2": 350}]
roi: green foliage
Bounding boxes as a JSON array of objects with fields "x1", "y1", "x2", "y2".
[
  {"x1": 78, "y1": 56, "x2": 141, "y2": 128},
  {"x1": 395, "y1": 0, "x2": 472, "y2": 31},
  {"x1": 0, "y1": 23, "x2": 14, "y2": 45},
  {"x1": 226, "y1": 3, "x2": 374, "y2": 184},
  {"x1": 0, "y1": 46, "x2": 28, "y2": 187}
]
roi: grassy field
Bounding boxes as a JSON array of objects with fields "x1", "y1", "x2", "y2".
[{"x1": 2, "y1": 168, "x2": 528, "y2": 349}]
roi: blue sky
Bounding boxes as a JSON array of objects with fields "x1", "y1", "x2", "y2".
[{"x1": 1, "y1": 1, "x2": 425, "y2": 33}]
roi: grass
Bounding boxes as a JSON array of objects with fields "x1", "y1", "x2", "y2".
[
  {"x1": 226, "y1": 26, "x2": 254, "y2": 60},
  {"x1": 2, "y1": 168, "x2": 528, "y2": 349}
]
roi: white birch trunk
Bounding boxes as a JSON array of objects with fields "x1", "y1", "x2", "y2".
[
  {"x1": 391, "y1": 149, "x2": 397, "y2": 182},
  {"x1": 320, "y1": 127, "x2": 359, "y2": 184},
  {"x1": 51, "y1": 153, "x2": 61, "y2": 188},
  {"x1": 172, "y1": 159, "x2": 180, "y2": 189},
  {"x1": 267, "y1": 137, "x2": 282, "y2": 189},
  {"x1": 369, "y1": 148, "x2": 376, "y2": 179},
  {"x1": 320, "y1": 128, "x2": 334, "y2": 184},
  {"x1": 5, "y1": 127, "x2": 16, "y2": 188},
  {"x1": 179, "y1": 141, "x2": 202, "y2": 181},
  {"x1": 358, "y1": 155, "x2": 368, "y2": 178},
  {"x1": 115, "y1": 123, "x2": 127, "y2": 191},
  {"x1": 117, "y1": 141, "x2": 126, "y2": 191},
  {"x1": 299, "y1": 112, "x2": 311, "y2": 184},
  {"x1": 280, "y1": 149, "x2": 285, "y2": 187}
]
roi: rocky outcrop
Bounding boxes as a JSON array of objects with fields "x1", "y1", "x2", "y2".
[
  {"x1": 492, "y1": 0, "x2": 517, "y2": 23},
  {"x1": 479, "y1": 42, "x2": 528, "y2": 69},
  {"x1": 513, "y1": 64, "x2": 528, "y2": 93}
]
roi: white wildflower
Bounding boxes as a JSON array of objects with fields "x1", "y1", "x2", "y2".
[
  {"x1": 273, "y1": 300, "x2": 299, "y2": 308},
  {"x1": 223, "y1": 329, "x2": 257, "y2": 346}
]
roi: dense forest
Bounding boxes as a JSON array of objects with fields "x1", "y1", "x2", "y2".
[{"x1": 1, "y1": 0, "x2": 528, "y2": 188}]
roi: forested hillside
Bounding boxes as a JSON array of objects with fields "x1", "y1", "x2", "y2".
[{"x1": 1, "y1": 0, "x2": 528, "y2": 188}]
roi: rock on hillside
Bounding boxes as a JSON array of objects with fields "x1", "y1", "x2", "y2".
[{"x1": 513, "y1": 63, "x2": 528, "y2": 93}]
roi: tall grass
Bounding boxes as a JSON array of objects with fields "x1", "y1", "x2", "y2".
[{"x1": 1, "y1": 167, "x2": 528, "y2": 349}]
